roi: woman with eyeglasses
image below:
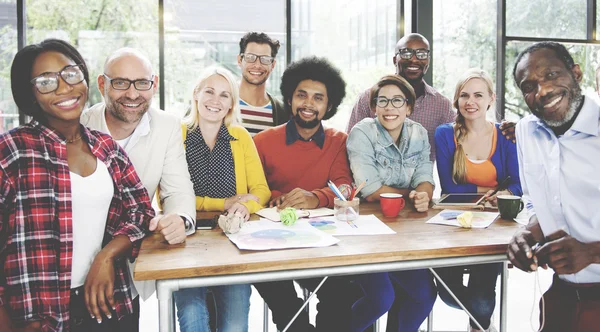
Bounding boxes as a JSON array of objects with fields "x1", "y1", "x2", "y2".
[
  {"x1": 173, "y1": 65, "x2": 270, "y2": 332},
  {"x1": 0, "y1": 39, "x2": 154, "y2": 332},
  {"x1": 433, "y1": 69, "x2": 521, "y2": 332},
  {"x1": 347, "y1": 75, "x2": 437, "y2": 332}
]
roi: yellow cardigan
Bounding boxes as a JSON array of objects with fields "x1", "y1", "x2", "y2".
[{"x1": 183, "y1": 124, "x2": 271, "y2": 214}]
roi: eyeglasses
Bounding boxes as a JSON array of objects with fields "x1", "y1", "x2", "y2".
[
  {"x1": 30, "y1": 64, "x2": 85, "y2": 94},
  {"x1": 103, "y1": 74, "x2": 155, "y2": 91},
  {"x1": 375, "y1": 97, "x2": 409, "y2": 108},
  {"x1": 396, "y1": 48, "x2": 430, "y2": 60},
  {"x1": 241, "y1": 53, "x2": 275, "y2": 65}
]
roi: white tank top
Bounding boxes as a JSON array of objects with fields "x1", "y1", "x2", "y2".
[{"x1": 70, "y1": 159, "x2": 114, "y2": 288}]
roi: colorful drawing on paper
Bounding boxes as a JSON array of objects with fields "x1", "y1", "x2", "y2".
[
  {"x1": 225, "y1": 220, "x2": 339, "y2": 250},
  {"x1": 308, "y1": 219, "x2": 337, "y2": 233}
]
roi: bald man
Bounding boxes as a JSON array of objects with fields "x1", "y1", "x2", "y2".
[
  {"x1": 81, "y1": 48, "x2": 196, "y2": 302},
  {"x1": 346, "y1": 33, "x2": 454, "y2": 161}
]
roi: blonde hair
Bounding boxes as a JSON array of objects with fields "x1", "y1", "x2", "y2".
[
  {"x1": 451, "y1": 68, "x2": 495, "y2": 184},
  {"x1": 184, "y1": 66, "x2": 241, "y2": 130}
]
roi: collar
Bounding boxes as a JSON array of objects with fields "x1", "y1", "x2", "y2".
[
  {"x1": 375, "y1": 117, "x2": 408, "y2": 149},
  {"x1": 533, "y1": 93, "x2": 600, "y2": 137},
  {"x1": 102, "y1": 104, "x2": 151, "y2": 150},
  {"x1": 285, "y1": 119, "x2": 325, "y2": 149},
  {"x1": 217, "y1": 123, "x2": 237, "y2": 141},
  {"x1": 422, "y1": 81, "x2": 436, "y2": 97}
]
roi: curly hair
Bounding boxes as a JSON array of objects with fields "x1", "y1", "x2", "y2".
[
  {"x1": 239, "y1": 32, "x2": 281, "y2": 58},
  {"x1": 280, "y1": 56, "x2": 346, "y2": 120},
  {"x1": 11, "y1": 38, "x2": 89, "y2": 123},
  {"x1": 512, "y1": 41, "x2": 575, "y2": 82}
]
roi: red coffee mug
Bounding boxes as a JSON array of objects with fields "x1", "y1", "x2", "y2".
[{"x1": 380, "y1": 193, "x2": 405, "y2": 217}]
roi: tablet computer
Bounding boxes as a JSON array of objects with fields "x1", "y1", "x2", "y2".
[{"x1": 436, "y1": 193, "x2": 486, "y2": 206}]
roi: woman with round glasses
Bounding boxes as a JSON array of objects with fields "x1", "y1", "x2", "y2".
[
  {"x1": 173, "y1": 65, "x2": 270, "y2": 332},
  {"x1": 433, "y1": 69, "x2": 521, "y2": 332},
  {"x1": 347, "y1": 75, "x2": 437, "y2": 332},
  {"x1": 0, "y1": 39, "x2": 154, "y2": 331}
]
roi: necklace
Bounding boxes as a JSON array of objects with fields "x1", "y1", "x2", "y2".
[{"x1": 66, "y1": 135, "x2": 82, "y2": 144}]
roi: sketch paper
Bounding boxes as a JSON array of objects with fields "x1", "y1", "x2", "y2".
[
  {"x1": 226, "y1": 219, "x2": 339, "y2": 250},
  {"x1": 307, "y1": 215, "x2": 395, "y2": 236},
  {"x1": 426, "y1": 210, "x2": 499, "y2": 228},
  {"x1": 255, "y1": 207, "x2": 334, "y2": 222}
]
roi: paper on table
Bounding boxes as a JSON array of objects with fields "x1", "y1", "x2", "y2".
[
  {"x1": 255, "y1": 206, "x2": 334, "y2": 222},
  {"x1": 426, "y1": 210, "x2": 499, "y2": 228},
  {"x1": 225, "y1": 219, "x2": 339, "y2": 250},
  {"x1": 513, "y1": 208, "x2": 529, "y2": 226},
  {"x1": 307, "y1": 215, "x2": 396, "y2": 236}
]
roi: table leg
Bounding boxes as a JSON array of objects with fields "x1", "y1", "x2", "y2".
[
  {"x1": 157, "y1": 279, "x2": 177, "y2": 332},
  {"x1": 499, "y1": 262, "x2": 508, "y2": 332}
]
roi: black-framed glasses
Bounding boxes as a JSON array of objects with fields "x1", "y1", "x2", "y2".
[
  {"x1": 241, "y1": 53, "x2": 275, "y2": 65},
  {"x1": 103, "y1": 74, "x2": 155, "y2": 91},
  {"x1": 30, "y1": 64, "x2": 85, "y2": 94},
  {"x1": 375, "y1": 97, "x2": 409, "y2": 108},
  {"x1": 396, "y1": 48, "x2": 430, "y2": 60}
]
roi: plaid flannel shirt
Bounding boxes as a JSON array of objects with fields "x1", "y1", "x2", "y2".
[
  {"x1": 346, "y1": 81, "x2": 455, "y2": 161},
  {"x1": 0, "y1": 121, "x2": 154, "y2": 331}
]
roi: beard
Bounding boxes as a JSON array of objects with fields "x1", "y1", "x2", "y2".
[
  {"x1": 105, "y1": 96, "x2": 150, "y2": 124},
  {"x1": 294, "y1": 111, "x2": 320, "y2": 129},
  {"x1": 534, "y1": 84, "x2": 582, "y2": 128}
]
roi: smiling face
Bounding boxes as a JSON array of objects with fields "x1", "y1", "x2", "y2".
[
  {"x1": 195, "y1": 74, "x2": 234, "y2": 125},
  {"x1": 31, "y1": 51, "x2": 88, "y2": 126},
  {"x1": 394, "y1": 37, "x2": 430, "y2": 85},
  {"x1": 99, "y1": 53, "x2": 157, "y2": 124},
  {"x1": 238, "y1": 42, "x2": 275, "y2": 86},
  {"x1": 515, "y1": 48, "x2": 583, "y2": 128},
  {"x1": 290, "y1": 79, "x2": 329, "y2": 129},
  {"x1": 457, "y1": 78, "x2": 495, "y2": 122},
  {"x1": 375, "y1": 84, "x2": 410, "y2": 135}
]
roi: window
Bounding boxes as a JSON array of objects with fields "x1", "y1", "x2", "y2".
[
  {"x1": 506, "y1": 0, "x2": 586, "y2": 39},
  {"x1": 164, "y1": 0, "x2": 286, "y2": 118},
  {"x1": 26, "y1": 0, "x2": 159, "y2": 109},
  {"x1": 291, "y1": 0, "x2": 398, "y2": 131},
  {"x1": 0, "y1": 0, "x2": 17, "y2": 134},
  {"x1": 433, "y1": 0, "x2": 497, "y2": 120}
]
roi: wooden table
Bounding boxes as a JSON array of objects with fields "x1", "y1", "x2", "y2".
[{"x1": 135, "y1": 203, "x2": 522, "y2": 332}]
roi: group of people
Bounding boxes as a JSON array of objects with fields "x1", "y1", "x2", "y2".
[{"x1": 0, "y1": 28, "x2": 597, "y2": 332}]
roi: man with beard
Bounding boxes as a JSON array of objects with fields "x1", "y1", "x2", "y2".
[
  {"x1": 237, "y1": 32, "x2": 288, "y2": 136},
  {"x1": 253, "y1": 57, "x2": 392, "y2": 332},
  {"x1": 508, "y1": 42, "x2": 600, "y2": 331},
  {"x1": 81, "y1": 48, "x2": 196, "y2": 302},
  {"x1": 346, "y1": 33, "x2": 455, "y2": 161}
]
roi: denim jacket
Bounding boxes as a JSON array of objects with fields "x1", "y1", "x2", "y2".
[{"x1": 347, "y1": 117, "x2": 434, "y2": 197}]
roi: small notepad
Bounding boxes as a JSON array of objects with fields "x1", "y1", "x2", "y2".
[{"x1": 256, "y1": 207, "x2": 334, "y2": 222}]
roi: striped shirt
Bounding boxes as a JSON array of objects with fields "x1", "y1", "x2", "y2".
[
  {"x1": 346, "y1": 81, "x2": 455, "y2": 161},
  {"x1": 239, "y1": 98, "x2": 274, "y2": 136},
  {"x1": 0, "y1": 121, "x2": 154, "y2": 331}
]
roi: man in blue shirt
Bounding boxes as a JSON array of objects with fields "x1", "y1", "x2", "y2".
[{"x1": 508, "y1": 41, "x2": 600, "y2": 331}]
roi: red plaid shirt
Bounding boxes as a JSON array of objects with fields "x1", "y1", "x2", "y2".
[
  {"x1": 346, "y1": 81, "x2": 455, "y2": 161},
  {"x1": 0, "y1": 121, "x2": 154, "y2": 331}
]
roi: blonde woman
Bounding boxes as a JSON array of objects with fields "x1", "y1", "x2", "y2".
[
  {"x1": 174, "y1": 66, "x2": 270, "y2": 332},
  {"x1": 434, "y1": 68, "x2": 521, "y2": 332}
]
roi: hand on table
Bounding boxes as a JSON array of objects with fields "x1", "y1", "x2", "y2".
[
  {"x1": 484, "y1": 189, "x2": 511, "y2": 207},
  {"x1": 149, "y1": 213, "x2": 186, "y2": 244},
  {"x1": 84, "y1": 253, "x2": 116, "y2": 324},
  {"x1": 409, "y1": 190, "x2": 430, "y2": 212},
  {"x1": 535, "y1": 229, "x2": 596, "y2": 275},
  {"x1": 269, "y1": 188, "x2": 319, "y2": 209},
  {"x1": 227, "y1": 202, "x2": 251, "y2": 221}
]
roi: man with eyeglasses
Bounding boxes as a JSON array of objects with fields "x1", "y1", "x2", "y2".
[
  {"x1": 237, "y1": 32, "x2": 289, "y2": 136},
  {"x1": 346, "y1": 33, "x2": 455, "y2": 162},
  {"x1": 81, "y1": 48, "x2": 196, "y2": 310}
]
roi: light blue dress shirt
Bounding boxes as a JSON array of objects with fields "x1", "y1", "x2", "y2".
[
  {"x1": 347, "y1": 117, "x2": 434, "y2": 198},
  {"x1": 516, "y1": 93, "x2": 600, "y2": 283}
]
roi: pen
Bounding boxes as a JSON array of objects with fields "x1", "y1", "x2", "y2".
[
  {"x1": 349, "y1": 179, "x2": 368, "y2": 201},
  {"x1": 488, "y1": 176, "x2": 511, "y2": 197},
  {"x1": 328, "y1": 181, "x2": 347, "y2": 201}
]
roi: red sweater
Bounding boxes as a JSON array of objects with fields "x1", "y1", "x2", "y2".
[{"x1": 254, "y1": 124, "x2": 353, "y2": 208}]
